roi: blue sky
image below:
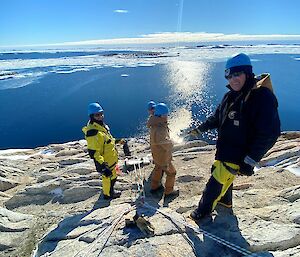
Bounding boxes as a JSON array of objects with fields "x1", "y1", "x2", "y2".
[{"x1": 1, "y1": 0, "x2": 300, "y2": 47}]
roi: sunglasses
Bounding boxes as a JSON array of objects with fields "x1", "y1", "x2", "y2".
[
  {"x1": 225, "y1": 71, "x2": 244, "y2": 80},
  {"x1": 94, "y1": 112, "x2": 103, "y2": 117}
]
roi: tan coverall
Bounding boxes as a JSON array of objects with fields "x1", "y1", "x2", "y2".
[{"x1": 147, "y1": 115, "x2": 176, "y2": 195}]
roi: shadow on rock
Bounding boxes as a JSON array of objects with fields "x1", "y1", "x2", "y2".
[
  {"x1": 188, "y1": 211, "x2": 275, "y2": 257},
  {"x1": 33, "y1": 192, "x2": 113, "y2": 256}
]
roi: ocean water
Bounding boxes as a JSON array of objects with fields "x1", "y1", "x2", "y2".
[{"x1": 0, "y1": 44, "x2": 300, "y2": 149}]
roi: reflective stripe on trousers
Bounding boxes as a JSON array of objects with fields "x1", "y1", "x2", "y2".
[{"x1": 198, "y1": 160, "x2": 239, "y2": 215}]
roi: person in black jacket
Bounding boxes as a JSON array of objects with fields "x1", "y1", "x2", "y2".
[{"x1": 189, "y1": 53, "x2": 281, "y2": 221}]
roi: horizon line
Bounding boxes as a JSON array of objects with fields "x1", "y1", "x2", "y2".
[{"x1": 1, "y1": 32, "x2": 300, "y2": 49}]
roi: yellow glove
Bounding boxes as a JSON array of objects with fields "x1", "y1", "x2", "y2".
[
  {"x1": 188, "y1": 128, "x2": 200, "y2": 136},
  {"x1": 135, "y1": 215, "x2": 155, "y2": 236}
]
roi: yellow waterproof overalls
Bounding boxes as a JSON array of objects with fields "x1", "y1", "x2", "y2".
[{"x1": 82, "y1": 121, "x2": 118, "y2": 197}]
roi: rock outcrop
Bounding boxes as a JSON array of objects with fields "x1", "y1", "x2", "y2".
[{"x1": 0, "y1": 133, "x2": 299, "y2": 257}]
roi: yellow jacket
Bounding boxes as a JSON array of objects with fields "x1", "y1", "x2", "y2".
[{"x1": 82, "y1": 121, "x2": 118, "y2": 170}]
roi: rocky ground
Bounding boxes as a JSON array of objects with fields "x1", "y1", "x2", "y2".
[{"x1": 0, "y1": 132, "x2": 299, "y2": 257}]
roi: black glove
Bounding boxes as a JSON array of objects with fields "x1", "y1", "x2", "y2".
[
  {"x1": 239, "y1": 162, "x2": 254, "y2": 176},
  {"x1": 188, "y1": 128, "x2": 201, "y2": 136},
  {"x1": 99, "y1": 162, "x2": 112, "y2": 177}
]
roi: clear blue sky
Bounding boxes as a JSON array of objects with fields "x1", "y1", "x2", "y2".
[{"x1": 1, "y1": 0, "x2": 300, "y2": 46}]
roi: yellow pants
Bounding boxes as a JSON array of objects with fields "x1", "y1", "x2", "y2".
[
  {"x1": 211, "y1": 160, "x2": 238, "y2": 210},
  {"x1": 102, "y1": 168, "x2": 117, "y2": 197},
  {"x1": 197, "y1": 160, "x2": 239, "y2": 215}
]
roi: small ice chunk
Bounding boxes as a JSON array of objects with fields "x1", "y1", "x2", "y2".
[
  {"x1": 50, "y1": 187, "x2": 64, "y2": 198},
  {"x1": 40, "y1": 149, "x2": 55, "y2": 155}
]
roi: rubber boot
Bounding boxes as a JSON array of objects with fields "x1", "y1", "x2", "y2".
[{"x1": 123, "y1": 141, "x2": 131, "y2": 156}]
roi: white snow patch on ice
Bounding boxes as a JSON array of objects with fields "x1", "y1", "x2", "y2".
[
  {"x1": 0, "y1": 149, "x2": 31, "y2": 155},
  {"x1": 55, "y1": 68, "x2": 90, "y2": 74}
]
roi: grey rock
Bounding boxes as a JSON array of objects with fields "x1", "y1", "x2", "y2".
[
  {"x1": 278, "y1": 185, "x2": 300, "y2": 202},
  {"x1": 59, "y1": 158, "x2": 87, "y2": 167},
  {"x1": 0, "y1": 177, "x2": 20, "y2": 191},
  {"x1": 0, "y1": 208, "x2": 34, "y2": 251},
  {"x1": 243, "y1": 220, "x2": 300, "y2": 252},
  {"x1": 61, "y1": 186, "x2": 100, "y2": 203},
  {"x1": 55, "y1": 149, "x2": 83, "y2": 157}
]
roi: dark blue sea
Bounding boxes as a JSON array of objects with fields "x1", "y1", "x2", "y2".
[{"x1": 0, "y1": 46, "x2": 300, "y2": 149}]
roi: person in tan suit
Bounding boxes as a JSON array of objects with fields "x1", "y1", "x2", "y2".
[{"x1": 147, "y1": 102, "x2": 178, "y2": 198}]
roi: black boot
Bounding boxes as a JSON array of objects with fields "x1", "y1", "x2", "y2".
[{"x1": 123, "y1": 141, "x2": 131, "y2": 156}]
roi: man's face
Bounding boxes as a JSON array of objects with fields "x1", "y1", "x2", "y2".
[
  {"x1": 227, "y1": 71, "x2": 246, "y2": 91},
  {"x1": 93, "y1": 112, "x2": 104, "y2": 121}
]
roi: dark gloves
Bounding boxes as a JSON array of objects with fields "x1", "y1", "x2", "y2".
[
  {"x1": 188, "y1": 123, "x2": 207, "y2": 136},
  {"x1": 115, "y1": 138, "x2": 126, "y2": 144},
  {"x1": 99, "y1": 162, "x2": 112, "y2": 177},
  {"x1": 188, "y1": 128, "x2": 201, "y2": 136},
  {"x1": 239, "y1": 162, "x2": 254, "y2": 176}
]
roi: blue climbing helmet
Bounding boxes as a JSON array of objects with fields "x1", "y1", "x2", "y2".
[
  {"x1": 147, "y1": 101, "x2": 156, "y2": 110},
  {"x1": 154, "y1": 103, "x2": 168, "y2": 116},
  {"x1": 88, "y1": 102, "x2": 103, "y2": 116},
  {"x1": 225, "y1": 53, "x2": 252, "y2": 78}
]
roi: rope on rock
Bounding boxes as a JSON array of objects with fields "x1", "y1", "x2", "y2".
[
  {"x1": 72, "y1": 205, "x2": 135, "y2": 257},
  {"x1": 127, "y1": 156, "x2": 147, "y2": 204},
  {"x1": 142, "y1": 202, "x2": 261, "y2": 257}
]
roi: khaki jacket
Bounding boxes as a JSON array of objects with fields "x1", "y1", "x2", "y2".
[{"x1": 147, "y1": 115, "x2": 173, "y2": 167}]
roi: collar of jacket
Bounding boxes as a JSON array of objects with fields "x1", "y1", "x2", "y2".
[
  {"x1": 147, "y1": 116, "x2": 168, "y2": 127},
  {"x1": 87, "y1": 121, "x2": 109, "y2": 133}
]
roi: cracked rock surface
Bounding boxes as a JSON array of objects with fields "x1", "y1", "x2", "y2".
[{"x1": 0, "y1": 134, "x2": 299, "y2": 257}]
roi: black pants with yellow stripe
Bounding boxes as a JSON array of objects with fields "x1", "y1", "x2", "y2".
[{"x1": 197, "y1": 160, "x2": 238, "y2": 216}]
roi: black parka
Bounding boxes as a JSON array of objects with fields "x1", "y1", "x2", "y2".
[{"x1": 198, "y1": 74, "x2": 281, "y2": 165}]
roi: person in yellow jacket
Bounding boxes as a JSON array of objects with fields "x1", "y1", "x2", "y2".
[
  {"x1": 147, "y1": 102, "x2": 179, "y2": 198},
  {"x1": 82, "y1": 102, "x2": 121, "y2": 200}
]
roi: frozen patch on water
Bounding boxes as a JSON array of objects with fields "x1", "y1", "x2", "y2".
[
  {"x1": 250, "y1": 58, "x2": 261, "y2": 62},
  {"x1": 121, "y1": 74, "x2": 129, "y2": 77},
  {"x1": 137, "y1": 63, "x2": 156, "y2": 67},
  {"x1": 55, "y1": 67, "x2": 90, "y2": 74},
  {"x1": 0, "y1": 70, "x2": 47, "y2": 90}
]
